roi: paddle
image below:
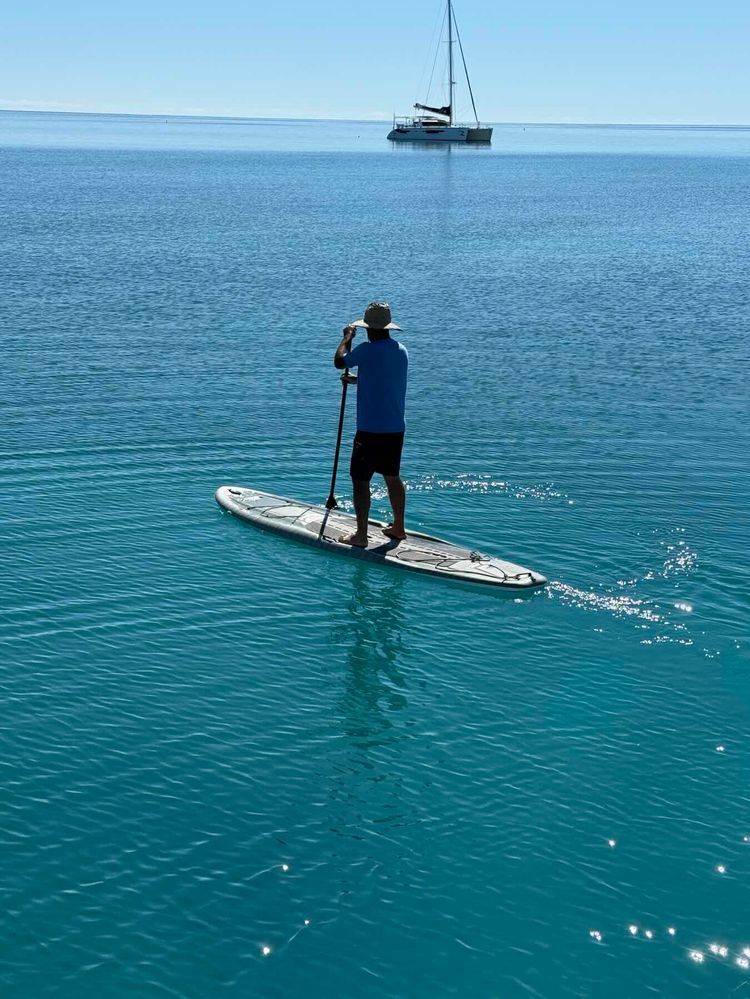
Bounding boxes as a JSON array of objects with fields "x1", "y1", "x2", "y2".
[{"x1": 325, "y1": 366, "x2": 349, "y2": 510}]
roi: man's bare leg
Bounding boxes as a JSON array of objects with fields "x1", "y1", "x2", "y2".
[
  {"x1": 340, "y1": 478, "x2": 371, "y2": 547},
  {"x1": 381, "y1": 475, "x2": 406, "y2": 540}
]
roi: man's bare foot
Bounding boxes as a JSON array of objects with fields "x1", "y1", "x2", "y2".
[
  {"x1": 339, "y1": 532, "x2": 368, "y2": 548},
  {"x1": 381, "y1": 525, "x2": 406, "y2": 541}
]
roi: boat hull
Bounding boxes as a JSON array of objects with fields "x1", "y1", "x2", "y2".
[
  {"x1": 467, "y1": 127, "x2": 493, "y2": 142},
  {"x1": 388, "y1": 124, "x2": 492, "y2": 143}
]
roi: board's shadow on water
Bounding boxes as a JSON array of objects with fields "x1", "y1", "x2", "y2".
[{"x1": 332, "y1": 565, "x2": 409, "y2": 751}]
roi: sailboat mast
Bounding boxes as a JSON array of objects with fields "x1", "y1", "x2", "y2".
[{"x1": 447, "y1": 0, "x2": 454, "y2": 125}]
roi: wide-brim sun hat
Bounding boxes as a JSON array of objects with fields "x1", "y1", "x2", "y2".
[{"x1": 350, "y1": 300, "x2": 402, "y2": 331}]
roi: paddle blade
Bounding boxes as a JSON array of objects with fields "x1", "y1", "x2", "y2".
[{"x1": 325, "y1": 494, "x2": 338, "y2": 510}]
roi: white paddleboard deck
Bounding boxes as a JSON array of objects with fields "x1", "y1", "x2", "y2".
[{"x1": 216, "y1": 485, "x2": 546, "y2": 590}]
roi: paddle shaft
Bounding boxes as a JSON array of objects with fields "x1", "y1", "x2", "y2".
[{"x1": 325, "y1": 370, "x2": 349, "y2": 510}]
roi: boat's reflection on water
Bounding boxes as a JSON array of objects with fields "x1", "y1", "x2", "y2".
[{"x1": 388, "y1": 140, "x2": 492, "y2": 153}]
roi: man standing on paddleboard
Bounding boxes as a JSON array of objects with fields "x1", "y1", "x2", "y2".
[{"x1": 333, "y1": 301, "x2": 408, "y2": 548}]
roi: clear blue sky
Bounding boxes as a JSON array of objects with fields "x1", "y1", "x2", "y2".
[{"x1": 1, "y1": 0, "x2": 748, "y2": 124}]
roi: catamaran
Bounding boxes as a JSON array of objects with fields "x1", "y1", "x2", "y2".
[{"x1": 388, "y1": 0, "x2": 492, "y2": 143}]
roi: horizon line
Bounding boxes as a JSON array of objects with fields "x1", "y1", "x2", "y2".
[{"x1": 1, "y1": 107, "x2": 749, "y2": 130}]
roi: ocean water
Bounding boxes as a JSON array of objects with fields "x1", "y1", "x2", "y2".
[{"x1": 1, "y1": 111, "x2": 748, "y2": 998}]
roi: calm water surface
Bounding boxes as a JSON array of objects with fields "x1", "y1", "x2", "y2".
[{"x1": 1, "y1": 111, "x2": 749, "y2": 997}]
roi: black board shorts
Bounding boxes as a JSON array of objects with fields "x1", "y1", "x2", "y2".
[{"x1": 350, "y1": 430, "x2": 405, "y2": 481}]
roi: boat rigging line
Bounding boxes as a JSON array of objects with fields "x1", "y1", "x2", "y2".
[{"x1": 452, "y1": 11, "x2": 480, "y2": 126}]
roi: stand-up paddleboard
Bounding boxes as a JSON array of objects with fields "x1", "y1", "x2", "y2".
[{"x1": 215, "y1": 485, "x2": 546, "y2": 590}]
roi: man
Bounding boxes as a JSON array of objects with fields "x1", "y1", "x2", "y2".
[{"x1": 333, "y1": 301, "x2": 408, "y2": 548}]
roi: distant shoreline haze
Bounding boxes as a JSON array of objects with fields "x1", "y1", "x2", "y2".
[{"x1": 1, "y1": 108, "x2": 749, "y2": 129}]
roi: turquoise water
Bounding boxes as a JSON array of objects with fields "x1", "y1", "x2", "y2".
[{"x1": 1, "y1": 111, "x2": 748, "y2": 997}]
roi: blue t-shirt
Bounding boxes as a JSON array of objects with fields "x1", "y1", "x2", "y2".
[{"x1": 343, "y1": 338, "x2": 408, "y2": 433}]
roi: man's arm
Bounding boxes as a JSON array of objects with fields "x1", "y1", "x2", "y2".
[{"x1": 334, "y1": 325, "x2": 357, "y2": 369}]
